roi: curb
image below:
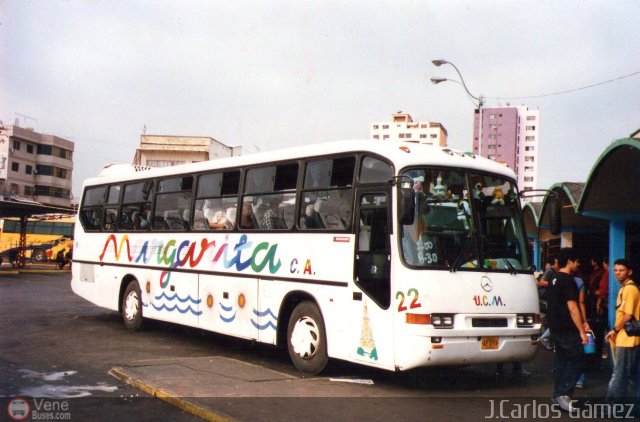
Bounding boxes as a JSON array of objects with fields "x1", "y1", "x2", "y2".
[
  {"x1": 0, "y1": 269, "x2": 71, "y2": 276},
  {"x1": 109, "y1": 367, "x2": 235, "y2": 422}
]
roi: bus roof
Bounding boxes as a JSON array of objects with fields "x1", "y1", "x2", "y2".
[{"x1": 83, "y1": 140, "x2": 516, "y2": 188}]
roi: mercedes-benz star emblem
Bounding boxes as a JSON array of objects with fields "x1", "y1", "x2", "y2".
[{"x1": 481, "y1": 276, "x2": 493, "y2": 292}]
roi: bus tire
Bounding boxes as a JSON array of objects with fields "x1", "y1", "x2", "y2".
[
  {"x1": 32, "y1": 249, "x2": 46, "y2": 263},
  {"x1": 122, "y1": 281, "x2": 144, "y2": 332},
  {"x1": 287, "y1": 301, "x2": 328, "y2": 375}
]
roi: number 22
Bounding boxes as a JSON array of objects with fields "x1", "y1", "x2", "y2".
[{"x1": 396, "y1": 288, "x2": 422, "y2": 312}]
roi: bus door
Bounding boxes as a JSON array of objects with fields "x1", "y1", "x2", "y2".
[{"x1": 349, "y1": 189, "x2": 394, "y2": 369}]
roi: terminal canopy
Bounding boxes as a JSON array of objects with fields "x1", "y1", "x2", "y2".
[
  {"x1": 0, "y1": 198, "x2": 75, "y2": 219},
  {"x1": 578, "y1": 138, "x2": 640, "y2": 221}
]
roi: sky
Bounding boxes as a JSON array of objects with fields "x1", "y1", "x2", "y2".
[{"x1": 1, "y1": 0, "x2": 639, "y2": 199}]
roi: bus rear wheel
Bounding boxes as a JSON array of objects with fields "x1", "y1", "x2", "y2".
[
  {"x1": 122, "y1": 281, "x2": 144, "y2": 332},
  {"x1": 287, "y1": 301, "x2": 328, "y2": 375},
  {"x1": 32, "y1": 249, "x2": 46, "y2": 263}
]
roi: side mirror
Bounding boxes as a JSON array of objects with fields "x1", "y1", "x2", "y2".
[
  {"x1": 399, "y1": 187, "x2": 415, "y2": 225},
  {"x1": 549, "y1": 197, "x2": 562, "y2": 235}
]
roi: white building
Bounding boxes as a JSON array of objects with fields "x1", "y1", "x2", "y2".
[
  {"x1": 0, "y1": 125, "x2": 74, "y2": 208},
  {"x1": 370, "y1": 112, "x2": 448, "y2": 147},
  {"x1": 133, "y1": 135, "x2": 241, "y2": 167}
]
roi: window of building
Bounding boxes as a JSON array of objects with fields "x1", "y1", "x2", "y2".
[
  {"x1": 11, "y1": 162, "x2": 19, "y2": 172},
  {"x1": 524, "y1": 166, "x2": 534, "y2": 172},
  {"x1": 526, "y1": 125, "x2": 536, "y2": 131},
  {"x1": 525, "y1": 136, "x2": 535, "y2": 142},
  {"x1": 430, "y1": 134, "x2": 437, "y2": 138},
  {"x1": 382, "y1": 125, "x2": 389, "y2": 129},
  {"x1": 524, "y1": 176, "x2": 534, "y2": 182},
  {"x1": 399, "y1": 133, "x2": 405, "y2": 138},
  {"x1": 24, "y1": 186, "x2": 33, "y2": 196},
  {"x1": 383, "y1": 135, "x2": 389, "y2": 140},
  {"x1": 10, "y1": 183, "x2": 18, "y2": 194},
  {"x1": 525, "y1": 146, "x2": 535, "y2": 151},
  {"x1": 12, "y1": 140, "x2": 20, "y2": 151},
  {"x1": 373, "y1": 135, "x2": 379, "y2": 139},
  {"x1": 420, "y1": 134, "x2": 427, "y2": 138},
  {"x1": 420, "y1": 124, "x2": 428, "y2": 128},
  {"x1": 35, "y1": 185, "x2": 71, "y2": 199},
  {"x1": 36, "y1": 165, "x2": 52, "y2": 176},
  {"x1": 25, "y1": 165, "x2": 32, "y2": 175},
  {"x1": 373, "y1": 125, "x2": 379, "y2": 129},
  {"x1": 525, "y1": 156, "x2": 534, "y2": 162},
  {"x1": 526, "y1": 116, "x2": 536, "y2": 121},
  {"x1": 37, "y1": 144, "x2": 52, "y2": 155},
  {"x1": 26, "y1": 144, "x2": 34, "y2": 154}
]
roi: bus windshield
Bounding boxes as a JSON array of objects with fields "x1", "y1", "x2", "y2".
[{"x1": 400, "y1": 168, "x2": 530, "y2": 272}]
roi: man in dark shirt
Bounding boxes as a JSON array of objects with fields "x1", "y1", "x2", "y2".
[{"x1": 546, "y1": 247, "x2": 588, "y2": 412}]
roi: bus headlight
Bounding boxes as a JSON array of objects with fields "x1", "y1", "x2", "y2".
[
  {"x1": 516, "y1": 313, "x2": 537, "y2": 327},
  {"x1": 431, "y1": 313, "x2": 455, "y2": 328}
]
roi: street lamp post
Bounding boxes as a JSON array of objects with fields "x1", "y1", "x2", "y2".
[{"x1": 431, "y1": 60, "x2": 485, "y2": 156}]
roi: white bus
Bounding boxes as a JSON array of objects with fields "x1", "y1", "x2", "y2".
[{"x1": 72, "y1": 140, "x2": 540, "y2": 374}]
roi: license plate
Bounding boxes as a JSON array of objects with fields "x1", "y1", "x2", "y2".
[{"x1": 481, "y1": 336, "x2": 499, "y2": 350}]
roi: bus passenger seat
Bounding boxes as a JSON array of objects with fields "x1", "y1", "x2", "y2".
[
  {"x1": 164, "y1": 210, "x2": 184, "y2": 230},
  {"x1": 226, "y1": 207, "x2": 237, "y2": 229},
  {"x1": 193, "y1": 210, "x2": 207, "y2": 230},
  {"x1": 314, "y1": 199, "x2": 327, "y2": 228},
  {"x1": 359, "y1": 222, "x2": 371, "y2": 251}
]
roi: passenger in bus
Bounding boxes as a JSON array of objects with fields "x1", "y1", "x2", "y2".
[
  {"x1": 225, "y1": 207, "x2": 237, "y2": 229},
  {"x1": 240, "y1": 201, "x2": 254, "y2": 229},
  {"x1": 207, "y1": 210, "x2": 231, "y2": 230},
  {"x1": 304, "y1": 203, "x2": 322, "y2": 229},
  {"x1": 261, "y1": 200, "x2": 279, "y2": 230},
  {"x1": 132, "y1": 212, "x2": 143, "y2": 230}
]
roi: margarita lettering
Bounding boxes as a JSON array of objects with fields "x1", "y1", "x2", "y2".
[{"x1": 100, "y1": 234, "x2": 281, "y2": 287}]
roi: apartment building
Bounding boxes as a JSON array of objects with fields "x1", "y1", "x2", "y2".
[
  {"x1": 370, "y1": 112, "x2": 448, "y2": 147},
  {"x1": 0, "y1": 125, "x2": 74, "y2": 207},
  {"x1": 133, "y1": 135, "x2": 241, "y2": 167},
  {"x1": 473, "y1": 105, "x2": 539, "y2": 192}
]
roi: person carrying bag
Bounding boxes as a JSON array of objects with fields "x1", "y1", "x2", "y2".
[{"x1": 605, "y1": 259, "x2": 640, "y2": 401}]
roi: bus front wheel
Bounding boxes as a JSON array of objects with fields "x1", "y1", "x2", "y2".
[
  {"x1": 32, "y1": 249, "x2": 46, "y2": 263},
  {"x1": 287, "y1": 301, "x2": 328, "y2": 375},
  {"x1": 122, "y1": 281, "x2": 144, "y2": 332}
]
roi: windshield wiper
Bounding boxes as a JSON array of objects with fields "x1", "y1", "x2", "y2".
[
  {"x1": 502, "y1": 256, "x2": 517, "y2": 275},
  {"x1": 449, "y1": 230, "x2": 476, "y2": 273}
]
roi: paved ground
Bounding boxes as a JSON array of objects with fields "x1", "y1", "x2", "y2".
[{"x1": 0, "y1": 267, "x2": 618, "y2": 421}]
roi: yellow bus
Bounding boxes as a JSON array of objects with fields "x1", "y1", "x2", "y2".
[{"x1": 0, "y1": 216, "x2": 75, "y2": 265}]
